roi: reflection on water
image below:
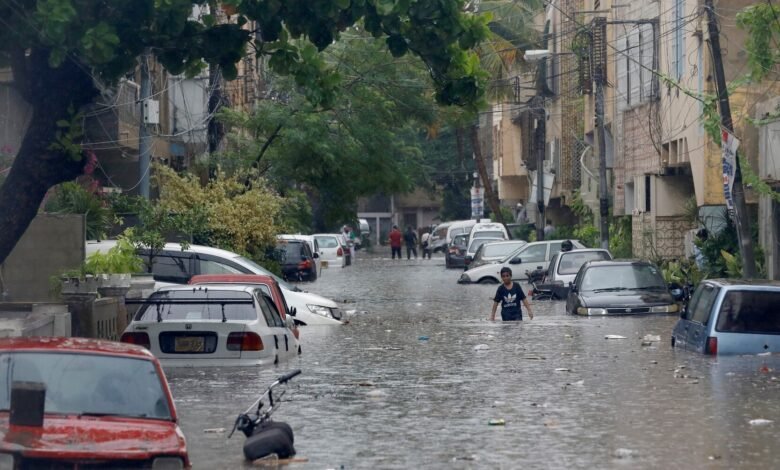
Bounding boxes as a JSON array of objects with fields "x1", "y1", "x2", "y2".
[{"x1": 166, "y1": 254, "x2": 780, "y2": 469}]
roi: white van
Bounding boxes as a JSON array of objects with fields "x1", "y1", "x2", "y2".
[
  {"x1": 470, "y1": 222, "x2": 509, "y2": 240},
  {"x1": 430, "y1": 221, "x2": 453, "y2": 253},
  {"x1": 85, "y1": 241, "x2": 344, "y2": 325},
  {"x1": 446, "y1": 219, "x2": 491, "y2": 246}
]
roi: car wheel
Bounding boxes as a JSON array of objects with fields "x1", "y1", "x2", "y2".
[
  {"x1": 478, "y1": 278, "x2": 498, "y2": 284},
  {"x1": 243, "y1": 427, "x2": 295, "y2": 461}
]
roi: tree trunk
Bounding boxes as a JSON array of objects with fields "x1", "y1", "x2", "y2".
[
  {"x1": 470, "y1": 125, "x2": 505, "y2": 224},
  {"x1": 0, "y1": 49, "x2": 99, "y2": 265}
]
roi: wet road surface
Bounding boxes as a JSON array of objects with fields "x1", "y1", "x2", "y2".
[{"x1": 166, "y1": 253, "x2": 780, "y2": 469}]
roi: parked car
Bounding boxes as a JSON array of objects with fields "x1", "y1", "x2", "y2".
[
  {"x1": 458, "y1": 239, "x2": 585, "y2": 284},
  {"x1": 466, "y1": 240, "x2": 527, "y2": 269},
  {"x1": 122, "y1": 285, "x2": 300, "y2": 366},
  {"x1": 0, "y1": 337, "x2": 189, "y2": 468},
  {"x1": 85, "y1": 241, "x2": 344, "y2": 326},
  {"x1": 566, "y1": 260, "x2": 679, "y2": 316},
  {"x1": 189, "y1": 274, "x2": 314, "y2": 332},
  {"x1": 542, "y1": 248, "x2": 613, "y2": 299},
  {"x1": 463, "y1": 237, "x2": 503, "y2": 270},
  {"x1": 672, "y1": 279, "x2": 780, "y2": 355},
  {"x1": 313, "y1": 233, "x2": 347, "y2": 268},
  {"x1": 277, "y1": 235, "x2": 320, "y2": 279},
  {"x1": 445, "y1": 233, "x2": 470, "y2": 269},
  {"x1": 469, "y1": 221, "x2": 509, "y2": 240},
  {"x1": 430, "y1": 221, "x2": 454, "y2": 253}
]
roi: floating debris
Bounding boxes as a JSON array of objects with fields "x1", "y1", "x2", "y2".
[
  {"x1": 554, "y1": 368, "x2": 571, "y2": 372},
  {"x1": 474, "y1": 344, "x2": 490, "y2": 351},
  {"x1": 748, "y1": 419, "x2": 773, "y2": 426},
  {"x1": 203, "y1": 428, "x2": 225, "y2": 434},
  {"x1": 605, "y1": 335, "x2": 627, "y2": 340},
  {"x1": 418, "y1": 336, "x2": 430, "y2": 341},
  {"x1": 488, "y1": 418, "x2": 505, "y2": 426},
  {"x1": 613, "y1": 448, "x2": 637, "y2": 459}
]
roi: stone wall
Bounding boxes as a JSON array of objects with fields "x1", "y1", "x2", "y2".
[{"x1": 1, "y1": 214, "x2": 85, "y2": 302}]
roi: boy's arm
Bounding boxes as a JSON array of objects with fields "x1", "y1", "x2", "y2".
[
  {"x1": 522, "y1": 297, "x2": 533, "y2": 319},
  {"x1": 489, "y1": 300, "x2": 499, "y2": 321}
]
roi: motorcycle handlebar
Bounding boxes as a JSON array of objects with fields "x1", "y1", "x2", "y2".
[{"x1": 278, "y1": 369, "x2": 302, "y2": 384}]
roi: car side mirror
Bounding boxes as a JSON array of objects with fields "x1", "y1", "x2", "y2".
[
  {"x1": 509, "y1": 257, "x2": 522, "y2": 265},
  {"x1": 465, "y1": 255, "x2": 473, "y2": 263},
  {"x1": 313, "y1": 252, "x2": 319, "y2": 259},
  {"x1": 569, "y1": 282, "x2": 577, "y2": 293}
]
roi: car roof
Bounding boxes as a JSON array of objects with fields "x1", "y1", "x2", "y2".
[
  {"x1": 582, "y1": 259, "x2": 654, "y2": 267},
  {"x1": 0, "y1": 337, "x2": 155, "y2": 359},
  {"x1": 469, "y1": 237, "x2": 502, "y2": 248},
  {"x1": 189, "y1": 274, "x2": 277, "y2": 286},
  {"x1": 87, "y1": 240, "x2": 245, "y2": 260},
  {"x1": 701, "y1": 279, "x2": 780, "y2": 288},
  {"x1": 157, "y1": 284, "x2": 255, "y2": 293},
  {"x1": 278, "y1": 234, "x2": 314, "y2": 241}
]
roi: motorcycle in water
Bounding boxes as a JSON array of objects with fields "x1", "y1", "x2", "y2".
[
  {"x1": 229, "y1": 369, "x2": 301, "y2": 461},
  {"x1": 526, "y1": 266, "x2": 553, "y2": 301}
]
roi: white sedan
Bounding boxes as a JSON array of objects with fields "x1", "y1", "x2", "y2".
[
  {"x1": 313, "y1": 233, "x2": 347, "y2": 268},
  {"x1": 122, "y1": 285, "x2": 300, "y2": 367}
]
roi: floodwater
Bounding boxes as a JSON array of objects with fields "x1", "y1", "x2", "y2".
[{"x1": 166, "y1": 253, "x2": 780, "y2": 469}]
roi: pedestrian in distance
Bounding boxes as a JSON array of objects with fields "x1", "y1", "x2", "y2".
[
  {"x1": 544, "y1": 219, "x2": 555, "y2": 238},
  {"x1": 403, "y1": 226, "x2": 418, "y2": 259},
  {"x1": 420, "y1": 228, "x2": 432, "y2": 259},
  {"x1": 388, "y1": 225, "x2": 403, "y2": 260},
  {"x1": 489, "y1": 267, "x2": 533, "y2": 321}
]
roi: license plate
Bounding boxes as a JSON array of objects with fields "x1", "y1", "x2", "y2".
[
  {"x1": 174, "y1": 336, "x2": 205, "y2": 353},
  {"x1": 321, "y1": 260, "x2": 329, "y2": 268}
]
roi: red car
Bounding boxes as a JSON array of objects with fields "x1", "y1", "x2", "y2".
[
  {"x1": 188, "y1": 274, "x2": 301, "y2": 339},
  {"x1": 0, "y1": 337, "x2": 189, "y2": 469}
]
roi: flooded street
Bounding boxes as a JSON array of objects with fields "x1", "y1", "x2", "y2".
[{"x1": 167, "y1": 253, "x2": 780, "y2": 469}]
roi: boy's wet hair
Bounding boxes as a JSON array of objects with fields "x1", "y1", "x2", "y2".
[{"x1": 500, "y1": 267, "x2": 512, "y2": 276}]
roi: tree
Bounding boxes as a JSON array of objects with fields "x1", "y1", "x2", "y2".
[{"x1": 0, "y1": 0, "x2": 489, "y2": 264}]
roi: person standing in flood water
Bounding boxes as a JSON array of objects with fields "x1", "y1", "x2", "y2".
[
  {"x1": 489, "y1": 267, "x2": 533, "y2": 321},
  {"x1": 404, "y1": 226, "x2": 418, "y2": 259},
  {"x1": 388, "y1": 225, "x2": 402, "y2": 259}
]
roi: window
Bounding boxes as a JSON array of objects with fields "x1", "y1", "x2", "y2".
[
  {"x1": 199, "y1": 259, "x2": 242, "y2": 275},
  {"x1": 557, "y1": 252, "x2": 611, "y2": 275},
  {"x1": 519, "y1": 244, "x2": 547, "y2": 263},
  {"x1": 315, "y1": 236, "x2": 339, "y2": 249},
  {"x1": 715, "y1": 290, "x2": 780, "y2": 334},
  {"x1": 136, "y1": 290, "x2": 257, "y2": 321},
  {"x1": 671, "y1": 0, "x2": 685, "y2": 81},
  {"x1": 256, "y1": 292, "x2": 284, "y2": 328},
  {"x1": 688, "y1": 284, "x2": 719, "y2": 324},
  {"x1": 617, "y1": 24, "x2": 656, "y2": 109},
  {"x1": 144, "y1": 251, "x2": 191, "y2": 283}
]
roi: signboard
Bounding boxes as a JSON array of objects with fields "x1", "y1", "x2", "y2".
[
  {"x1": 470, "y1": 186, "x2": 484, "y2": 219},
  {"x1": 721, "y1": 129, "x2": 740, "y2": 213},
  {"x1": 528, "y1": 170, "x2": 554, "y2": 206}
]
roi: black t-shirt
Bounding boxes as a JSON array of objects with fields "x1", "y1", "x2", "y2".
[
  {"x1": 403, "y1": 231, "x2": 417, "y2": 245},
  {"x1": 493, "y1": 283, "x2": 526, "y2": 321}
]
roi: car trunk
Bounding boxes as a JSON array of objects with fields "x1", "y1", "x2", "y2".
[{"x1": 139, "y1": 321, "x2": 247, "y2": 360}]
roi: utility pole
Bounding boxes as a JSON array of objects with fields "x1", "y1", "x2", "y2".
[
  {"x1": 534, "y1": 95, "x2": 546, "y2": 241},
  {"x1": 704, "y1": 0, "x2": 757, "y2": 277},
  {"x1": 139, "y1": 50, "x2": 151, "y2": 199},
  {"x1": 593, "y1": 17, "x2": 609, "y2": 250},
  {"x1": 470, "y1": 125, "x2": 505, "y2": 224}
]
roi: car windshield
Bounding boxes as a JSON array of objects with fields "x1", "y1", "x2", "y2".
[
  {"x1": 558, "y1": 251, "x2": 612, "y2": 275},
  {"x1": 473, "y1": 231, "x2": 504, "y2": 239},
  {"x1": 234, "y1": 256, "x2": 297, "y2": 291},
  {"x1": 453, "y1": 235, "x2": 469, "y2": 247},
  {"x1": 579, "y1": 264, "x2": 666, "y2": 291},
  {"x1": 715, "y1": 290, "x2": 780, "y2": 334},
  {"x1": 468, "y1": 238, "x2": 500, "y2": 253},
  {"x1": 0, "y1": 352, "x2": 171, "y2": 419},
  {"x1": 136, "y1": 290, "x2": 257, "y2": 321},
  {"x1": 482, "y1": 242, "x2": 526, "y2": 258}
]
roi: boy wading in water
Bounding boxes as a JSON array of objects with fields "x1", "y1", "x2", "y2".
[{"x1": 489, "y1": 267, "x2": 533, "y2": 321}]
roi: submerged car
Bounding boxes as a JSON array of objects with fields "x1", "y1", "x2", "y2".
[
  {"x1": 542, "y1": 249, "x2": 613, "y2": 299},
  {"x1": 0, "y1": 337, "x2": 189, "y2": 468},
  {"x1": 275, "y1": 238, "x2": 319, "y2": 282},
  {"x1": 458, "y1": 239, "x2": 585, "y2": 284},
  {"x1": 313, "y1": 233, "x2": 347, "y2": 268},
  {"x1": 467, "y1": 240, "x2": 528, "y2": 269},
  {"x1": 672, "y1": 279, "x2": 780, "y2": 355},
  {"x1": 122, "y1": 285, "x2": 300, "y2": 367},
  {"x1": 463, "y1": 237, "x2": 503, "y2": 270},
  {"x1": 445, "y1": 233, "x2": 470, "y2": 269},
  {"x1": 566, "y1": 260, "x2": 679, "y2": 316}
]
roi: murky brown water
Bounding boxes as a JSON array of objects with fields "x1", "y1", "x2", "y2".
[{"x1": 166, "y1": 252, "x2": 780, "y2": 469}]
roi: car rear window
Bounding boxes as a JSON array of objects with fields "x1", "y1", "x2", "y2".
[
  {"x1": 136, "y1": 290, "x2": 257, "y2": 321},
  {"x1": 277, "y1": 241, "x2": 304, "y2": 260},
  {"x1": 558, "y1": 251, "x2": 611, "y2": 275},
  {"x1": 715, "y1": 290, "x2": 780, "y2": 334},
  {"x1": 0, "y1": 352, "x2": 171, "y2": 419},
  {"x1": 473, "y1": 230, "x2": 505, "y2": 239},
  {"x1": 315, "y1": 237, "x2": 339, "y2": 248},
  {"x1": 482, "y1": 242, "x2": 524, "y2": 258}
]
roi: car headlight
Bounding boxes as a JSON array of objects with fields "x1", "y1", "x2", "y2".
[
  {"x1": 459, "y1": 273, "x2": 471, "y2": 283},
  {"x1": 576, "y1": 307, "x2": 608, "y2": 315},
  {"x1": 307, "y1": 304, "x2": 335, "y2": 319},
  {"x1": 0, "y1": 453, "x2": 15, "y2": 467},
  {"x1": 152, "y1": 457, "x2": 184, "y2": 470},
  {"x1": 650, "y1": 304, "x2": 679, "y2": 313}
]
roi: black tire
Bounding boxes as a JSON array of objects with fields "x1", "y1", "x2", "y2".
[
  {"x1": 243, "y1": 427, "x2": 295, "y2": 461},
  {"x1": 478, "y1": 278, "x2": 498, "y2": 284},
  {"x1": 253, "y1": 421, "x2": 294, "y2": 444}
]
